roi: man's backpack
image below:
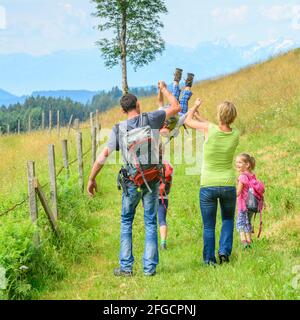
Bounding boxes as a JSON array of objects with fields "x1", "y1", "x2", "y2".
[{"x1": 117, "y1": 113, "x2": 162, "y2": 193}]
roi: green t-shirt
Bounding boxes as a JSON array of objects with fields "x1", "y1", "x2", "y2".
[{"x1": 201, "y1": 123, "x2": 239, "y2": 187}]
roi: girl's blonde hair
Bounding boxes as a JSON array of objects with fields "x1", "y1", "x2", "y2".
[
  {"x1": 238, "y1": 153, "x2": 256, "y2": 170},
  {"x1": 217, "y1": 101, "x2": 237, "y2": 125}
]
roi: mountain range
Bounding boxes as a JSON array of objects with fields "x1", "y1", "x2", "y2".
[{"x1": 0, "y1": 37, "x2": 298, "y2": 107}]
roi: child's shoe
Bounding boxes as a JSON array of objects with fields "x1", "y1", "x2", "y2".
[
  {"x1": 241, "y1": 240, "x2": 249, "y2": 249},
  {"x1": 173, "y1": 68, "x2": 183, "y2": 82},
  {"x1": 185, "y1": 73, "x2": 194, "y2": 87},
  {"x1": 160, "y1": 240, "x2": 167, "y2": 250}
]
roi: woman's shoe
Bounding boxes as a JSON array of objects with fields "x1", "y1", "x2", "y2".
[{"x1": 218, "y1": 254, "x2": 229, "y2": 264}]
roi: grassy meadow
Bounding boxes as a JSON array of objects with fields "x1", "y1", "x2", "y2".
[{"x1": 0, "y1": 49, "x2": 299, "y2": 299}]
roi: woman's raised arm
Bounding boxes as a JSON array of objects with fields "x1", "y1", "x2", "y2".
[{"x1": 184, "y1": 98, "x2": 209, "y2": 134}]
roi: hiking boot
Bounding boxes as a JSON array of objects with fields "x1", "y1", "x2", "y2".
[
  {"x1": 113, "y1": 268, "x2": 133, "y2": 277},
  {"x1": 185, "y1": 73, "x2": 194, "y2": 87},
  {"x1": 218, "y1": 254, "x2": 230, "y2": 265},
  {"x1": 144, "y1": 271, "x2": 156, "y2": 276},
  {"x1": 173, "y1": 68, "x2": 183, "y2": 82}
]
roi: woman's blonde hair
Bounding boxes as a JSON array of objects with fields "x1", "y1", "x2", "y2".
[
  {"x1": 238, "y1": 153, "x2": 256, "y2": 170},
  {"x1": 217, "y1": 101, "x2": 237, "y2": 125}
]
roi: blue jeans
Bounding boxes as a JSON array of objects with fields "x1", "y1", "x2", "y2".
[
  {"x1": 199, "y1": 187, "x2": 236, "y2": 264},
  {"x1": 120, "y1": 180, "x2": 159, "y2": 274}
]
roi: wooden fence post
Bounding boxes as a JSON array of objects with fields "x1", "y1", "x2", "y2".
[
  {"x1": 77, "y1": 132, "x2": 84, "y2": 192},
  {"x1": 90, "y1": 112, "x2": 94, "y2": 135},
  {"x1": 62, "y1": 139, "x2": 69, "y2": 178},
  {"x1": 28, "y1": 115, "x2": 31, "y2": 133},
  {"x1": 17, "y1": 119, "x2": 20, "y2": 135},
  {"x1": 92, "y1": 126, "x2": 97, "y2": 165},
  {"x1": 42, "y1": 111, "x2": 45, "y2": 131},
  {"x1": 67, "y1": 114, "x2": 73, "y2": 136},
  {"x1": 74, "y1": 118, "x2": 80, "y2": 131},
  {"x1": 7, "y1": 124, "x2": 10, "y2": 135},
  {"x1": 34, "y1": 178, "x2": 59, "y2": 238},
  {"x1": 49, "y1": 110, "x2": 52, "y2": 134},
  {"x1": 27, "y1": 161, "x2": 40, "y2": 246},
  {"x1": 48, "y1": 144, "x2": 58, "y2": 220},
  {"x1": 96, "y1": 109, "x2": 100, "y2": 131},
  {"x1": 57, "y1": 110, "x2": 60, "y2": 135}
]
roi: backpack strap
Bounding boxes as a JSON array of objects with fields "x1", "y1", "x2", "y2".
[
  {"x1": 141, "y1": 112, "x2": 149, "y2": 127},
  {"x1": 115, "y1": 123, "x2": 120, "y2": 151}
]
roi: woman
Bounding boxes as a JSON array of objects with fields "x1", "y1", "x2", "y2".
[{"x1": 185, "y1": 98, "x2": 239, "y2": 265}]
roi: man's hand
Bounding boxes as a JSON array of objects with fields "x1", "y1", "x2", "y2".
[
  {"x1": 194, "y1": 98, "x2": 203, "y2": 108},
  {"x1": 158, "y1": 80, "x2": 167, "y2": 91},
  {"x1": 87, "y1": 179, "x2": 98, "y2": 197}
]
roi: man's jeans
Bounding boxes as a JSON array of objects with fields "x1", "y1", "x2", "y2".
[
  {"x1": 199, "y1": 186, "x2": 236, "y2": 264},
  {"x1": 120, "y1": 180, "x2": 159, "y2": 274}
]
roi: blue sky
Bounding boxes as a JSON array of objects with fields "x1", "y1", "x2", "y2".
[{"x1": 0, "y1": 0, "x2": 300, "y2": 55}]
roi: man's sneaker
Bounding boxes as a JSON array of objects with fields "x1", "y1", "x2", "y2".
[
  {"x1": 173, "y1": 68, "x2": 183, "y2": 82},
  {"x1": 144, "y1": 271, "x2": 156, "y2": 276},
  {"x1": 185, "y1": 73, "x2": 194, "y2": 87},
  {"x1": 218, "y1": 254, "x2": 230, "y2": 265},
  {"x1": 113, "y1": 268, "x2": 133, "y2": 277}
]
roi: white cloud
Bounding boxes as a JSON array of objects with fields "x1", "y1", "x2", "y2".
[
  {"x1": 0, "y1": 5, "x2": 6, "y2": 29},
  {"x1": 211, "y1": 5, "x2": 248, "y2": 23},
  {"x1": 261, "y1": 5, "x2": 300, "y2": 30}
]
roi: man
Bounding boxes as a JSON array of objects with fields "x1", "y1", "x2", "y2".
[{"x1": 87, "y1": 80, "x2": 181, "y2": 276}]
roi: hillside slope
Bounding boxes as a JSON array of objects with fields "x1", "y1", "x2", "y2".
[{"x1": 0, "y1": 49, "x2": 299, "y2": 300}]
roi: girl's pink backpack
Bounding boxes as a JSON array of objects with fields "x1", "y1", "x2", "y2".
[{"x1": 246, "y1": 174, "x2": 265, "y2": 237}]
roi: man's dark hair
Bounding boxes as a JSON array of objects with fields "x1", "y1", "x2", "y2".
[{"x1": 120, "y1": 94, "x2": 137, "y2": 113}]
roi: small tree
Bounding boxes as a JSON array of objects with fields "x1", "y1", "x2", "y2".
[{"x1": 92, "y1": 0, "x2": 168, "y2": 94}]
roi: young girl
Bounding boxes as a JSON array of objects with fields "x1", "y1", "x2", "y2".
[{"x1": 236, "y1": 153, "x2": 257, "y2": 248}]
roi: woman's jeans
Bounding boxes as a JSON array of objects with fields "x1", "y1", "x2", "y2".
[
  {"x1": 200, "y1": 186, "x2": 236, "y2": 264},
  {"x1": 120, "y1": 180, "x2": 159, "y2": 274}
]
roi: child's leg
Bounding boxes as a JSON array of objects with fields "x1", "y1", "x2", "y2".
[
  {"x1": 237, "y1": 211, "x2": 249, "y2": 248},
  {"x1": 158, "y1": 199, "x2": 168, "y2": 249},
  {"x1": 179, "y1": 73, "x2": 194, "y2": 115},
  {"x1": 245, "y1": 211, "x2": 254, "y2": 244},
  {"x1": 179, "y1": 87, "x2": 192, "y2": 115}
]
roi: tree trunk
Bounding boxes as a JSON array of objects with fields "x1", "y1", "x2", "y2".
[{"x1": 120, "y1": 4, "x2": 128, "y2": 94}]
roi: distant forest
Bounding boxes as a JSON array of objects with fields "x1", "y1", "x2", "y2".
[{"x1": 0, "y1": 86, "x2": 156, "y2": 133}]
